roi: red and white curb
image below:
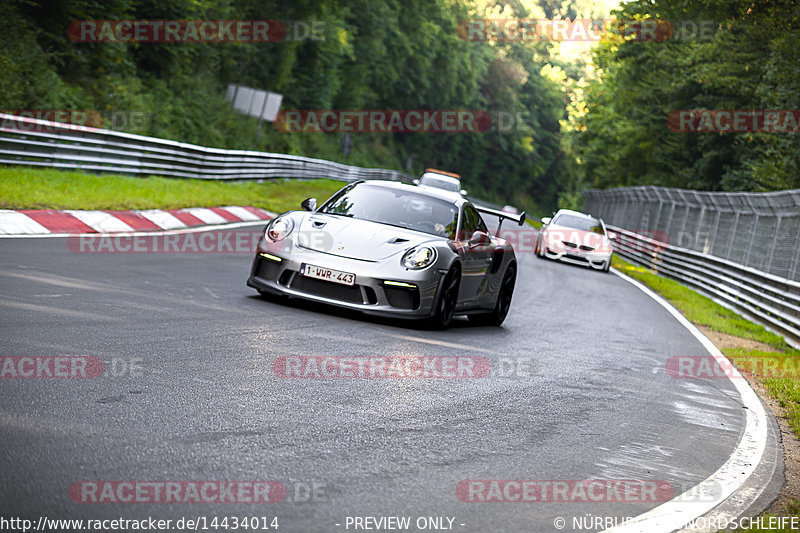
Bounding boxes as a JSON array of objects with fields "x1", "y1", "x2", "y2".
[{"x1": 0, "y1": 206, "x2": 275, "y2": 236}]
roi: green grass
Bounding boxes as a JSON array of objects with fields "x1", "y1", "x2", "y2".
[
  {"x1": 612, "y1": 256, "x2": 800, "y2": 530},
  {"x1": 724, "y1": 347, "x2": 800, "y2": 435},
  {"x1": 0, "y1": 166, "x2": 345, "y2": 213}
]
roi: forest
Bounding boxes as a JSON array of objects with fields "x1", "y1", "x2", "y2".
[
  {"x1": 570, "y1": 0, "x2": 800, "y2": 196},
  {"x1": 2, "y1": 0, "x2": 797, "y2": 214}
]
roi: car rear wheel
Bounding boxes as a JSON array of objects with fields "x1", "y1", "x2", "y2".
[
  {"x1": 428, "y1": 264, "x2": 461, "y2": 329},
  {"x1": 469, "y1": 263, "x2": 516, "y2": 327}
]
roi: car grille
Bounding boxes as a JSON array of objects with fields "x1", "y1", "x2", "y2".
[
  {"x1": 289, "y1": 274, "x2": 364, "y2": 304},
  {"x1": 256, "y1": 259, "x2": 281, "y2": 280},
  {"x1": 565, "y1": 253, "x2": 590, "y2": 263},
  {"x1": 384, "y1": 286, "x2": 420, "y2": 310},
  {"x1": 562, "y1": 241, "x2": 595, "y2": 252}
]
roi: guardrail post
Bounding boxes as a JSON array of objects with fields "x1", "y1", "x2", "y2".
[
  {"x1": 691, "y1": 191, "x2": 706, "y2": 253},
  {"x1": 706, "y1": 210, "x2": 721, "y2": 256},
  {"x1": 725, "y1": 211, "x2": 740, "y2": 260},
  {"x1": 742, "y1": 197, "x2": 759, "y2": 266},
  {"x1": 764, "y1": 216, "x2": 782, "y2": 274},
  {"x1": 790, "y1": 222, "x2": 800, "y2": 280},
  {"x1": 651, "y1": 199, "x2": 664, "y2": 235},
  {"x1": 663, "y1": 202, "x2": 676, "y2": 243}
]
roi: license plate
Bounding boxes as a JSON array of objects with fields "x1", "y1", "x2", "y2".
[{"x1": 300, "y1": 264, "x2": 356, "y2": 286}]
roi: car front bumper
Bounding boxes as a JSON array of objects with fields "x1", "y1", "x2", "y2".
[
  {"x1": 542, "y1": 246, "x2": 611, "y2": 270},
  {"x1": 247, "y1": 244, "x2": 447, "y2": 319}
]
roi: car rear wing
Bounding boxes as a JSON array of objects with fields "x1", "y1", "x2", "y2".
[{"x1": 475, "y1": 205, "x2": 526, "y2": 233}]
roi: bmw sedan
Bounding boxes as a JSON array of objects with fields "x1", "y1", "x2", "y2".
[{"x1": 535, "y1": 209, "x2": 615, "y2": 272}]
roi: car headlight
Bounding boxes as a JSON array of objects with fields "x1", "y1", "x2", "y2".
[
  {"x1": 266, "y1": 217, "x2": 294, "y2": 241},
  {"x1": 402, "y1": 247, "x2": 437, "y2": 270}
]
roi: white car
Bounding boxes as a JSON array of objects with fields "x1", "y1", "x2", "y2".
[
  {"x1": 414, "y1": 169, "x2": 468, "y2": 196},
  {"x1": 535, "y1": 209, "x2": 615, "y2": 272}
]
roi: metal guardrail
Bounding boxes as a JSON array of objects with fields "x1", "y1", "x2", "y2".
[
  {"x1": 610, "y1": 226, "x2": 800, "y2": 348},
  {"x1": 584, "y1": 186, "x2": 800, "y2": 281},
  {"x1": 0, "y1": 113, "x2": 412, "y2": 182}
]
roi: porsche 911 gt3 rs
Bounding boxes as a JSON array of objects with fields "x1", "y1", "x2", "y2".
[{"x1": 247, "y1": 180, "x2": 525, "y2": 328}]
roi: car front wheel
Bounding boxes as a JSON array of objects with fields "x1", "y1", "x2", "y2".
[{"x1": 427, "y1": 264, "x2": 461, "y2": 329}]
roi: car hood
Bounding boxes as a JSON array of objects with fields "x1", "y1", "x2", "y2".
[{"x1": 293, "y1": 213, "x2": 438, "y2": 261}]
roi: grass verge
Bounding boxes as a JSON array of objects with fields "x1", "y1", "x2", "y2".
[
  {"x1": 0, "y1": 166, "x2": 345, "y2": 213},
  {"x1": 612, "y1": 255, "x2": 800, "y2": 531}
]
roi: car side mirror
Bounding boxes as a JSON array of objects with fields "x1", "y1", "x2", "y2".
[
  {"x1": 460, "y1": 189, "x2": 468, "y2": 196},
  {"x1": 608, "y1": 231, "x2": 617, "y2": 240},
  {"x1": 301, "y1": 197, "x2": 317, "y2": 211},
  {"x1": 469, "y1": 230, "x2": 489, "y2": 247},
  {"x1": 412, "y1": 179, "x2": 420, "y2": 185},
  {"x1": 541, "y1": 217, "x2": 551, "y2": 225}
]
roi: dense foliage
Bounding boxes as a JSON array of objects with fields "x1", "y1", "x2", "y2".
[
  {"x1": 5, "y1": 0, "x2": 795, "y2": 215},
  {"x1": 2, "y1": 0, "x2": 582, "y2": 213},
  {"x1": 569, "y1": 0, "x2": 800, "y2": 194}
]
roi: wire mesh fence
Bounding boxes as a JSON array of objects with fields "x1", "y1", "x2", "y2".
[{"x1": 583, "y1": 186, "x2": 800, "y2": 281}]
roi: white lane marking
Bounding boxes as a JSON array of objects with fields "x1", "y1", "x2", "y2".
[
  {"x1": 138, "y1": 209, "x2": 186, "y2": 230},
  {"x1": 0, "y1": 210, "x2": 51, "y2": 235},
  {"x1": 220, "y1": 206, "x2": 261, "y2": 221},
  {"x1": 64, "y1": 210, "x2": 134, "y2": 233},
  {"x1": 0, "y1": 297, "x2": 121, "y2": 321},
  {"x1": 0, "y1": 219, "x2": 272, "y2": 238},
  {"x1": 383, "y1": 332, "x2": 500, "y2": 355},
  {"x1": 602, "y1": 268, "x2": 768, "y2": 533},
  {"x1": 0, "y1": 410, "x2": 102, "y2": 437},
  {"x1": 182, "y1": 207, "x2": 227, "y2": 225}
]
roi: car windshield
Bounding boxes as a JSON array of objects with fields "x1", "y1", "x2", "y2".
[
  {"x1": 552, "y1": 213, "x2": 604, "y2": 234},
  {"x1": 419, "y1": 175, "x2": 460, "y2": 192},
  {"x1": 319, "y1": 184, "x2": 459, "y2": 238}
]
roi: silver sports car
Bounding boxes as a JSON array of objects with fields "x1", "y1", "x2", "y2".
[{"x1": 247, "y1": 180, "x2": 525, "y2": 328}]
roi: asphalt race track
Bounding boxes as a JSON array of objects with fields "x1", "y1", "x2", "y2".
[{"x1": 0, "y1": 226, "x2": 753, "y2": 532}]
